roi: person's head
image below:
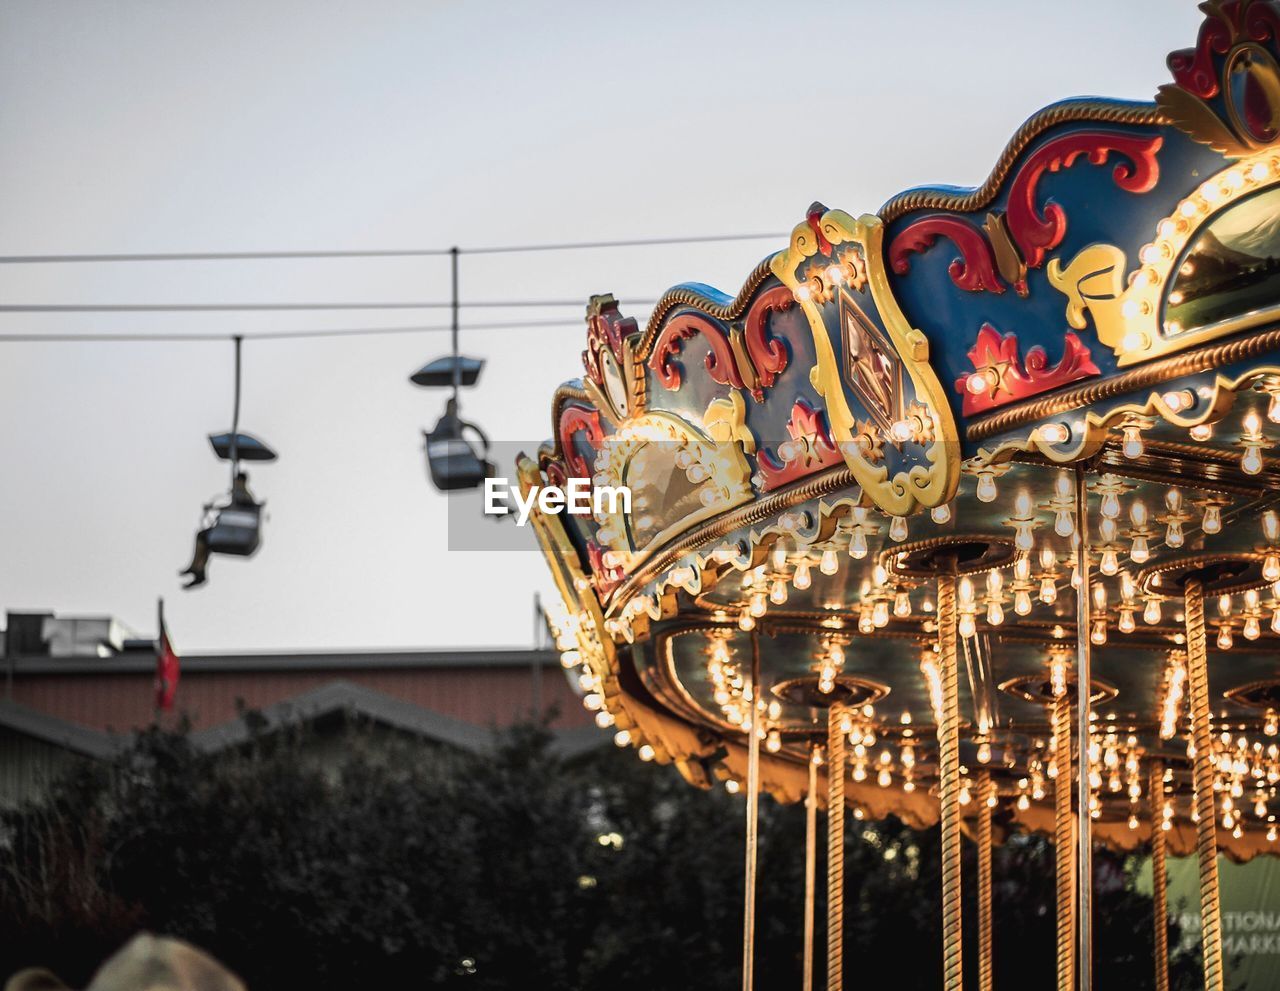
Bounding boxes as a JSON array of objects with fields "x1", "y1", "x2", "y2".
[{"x1": 5, "y1": 935, "x2": 246, "y2": 991}]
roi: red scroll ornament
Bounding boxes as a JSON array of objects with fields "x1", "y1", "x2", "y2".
[
  {"x1": 889, "y1": 131, "x2": 1162, "y2": 293},
  {"x1": 648, "y1": 286, "x2": 793, "y2": 402},
  {"x1": 557, "y1": 404, "x2": 604, "y2": 481},
  {"x1": 1004, "y1": 131, "x2": 1162, "y2": 270},
  {"x1": 956, "y1": 324, "x2": 1100, "y2": 416},
  {"x1": 755, "y1": 399, "x2": 842, "y2": 491}
]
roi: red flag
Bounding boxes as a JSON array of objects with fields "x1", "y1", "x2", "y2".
[{"x1": 155, "y1": 599, "x2": 180, "y2": 711}]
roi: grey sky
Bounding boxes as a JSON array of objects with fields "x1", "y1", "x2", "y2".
[{"x1": 0, "y1": 1, "x2": 1201, "y2": 651}]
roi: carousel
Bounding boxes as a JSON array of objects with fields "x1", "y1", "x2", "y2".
[{"x1": 524, "y1": 4, "x2": 1280, "y2": 989}]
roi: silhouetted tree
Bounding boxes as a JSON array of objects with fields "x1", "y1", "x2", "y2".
[{"x1": 0, "y1": 718, "x2": 1207, "y2": 990}]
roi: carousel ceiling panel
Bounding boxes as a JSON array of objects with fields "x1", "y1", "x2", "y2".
[{"x1": 526, "y1": 2, "x2": 1280, "y2": 860}]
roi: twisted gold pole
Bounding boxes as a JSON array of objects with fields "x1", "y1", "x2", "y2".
[
  {"x1": 803, "y1": 746, "x2": 818, "y2": 991},
  {"x1": 1149, "y1": 760, "x2": 1170, "y2": 991},
  {"x1": 977, "y1": 771, "x2": 994, "y2": 991},
  {"x1": 937, "y1": 574, "x2": 964, "y2": 991},
  {"x1": 741, "y1": 631, "x2": 762, "y2": 991},
  {"x1": 827, "y1": 703, "x2": 846, "y2": 991},
  {"x1": 1184, "y1": 578, "x2": 1224, "y2": 991},
  {"x1": 1074, "y1": 466, "x2": 1093, "y2": 991},
  {"x1": 1053, "y1": 695, "x2": 1075, "y2": 991}
]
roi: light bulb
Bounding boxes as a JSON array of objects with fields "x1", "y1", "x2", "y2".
[
  {"x1": 1265, "y1": 554, "x2": 1280, "y2": 582},
  {"x1": 850, "y1": 529, "x2": 868, "y2": 559},
  {"x1": 976, "y1": 471, "x2": 998, "y2": 503},
  {"x1": 890, "y1": 516, "x2": 908, "y2": 542},
  {"x1": 750, "y1": 593, "x2": 767, "y2": 618},
  {"x1": 772, "y1": 541, "x2": 788, "y2": 571},
  {"x1": 1101, "y1": 548, "x2": 1119, "y2": 576},
  {"x1": 894, "y1": 591, "x2": 911, "y2": 618},
  {"x1": 1243, "y1": 445, "x2": 1264, "y2": 476},
  {"x1": 1015, "y1": 523, "x2": 1034, "y2": 552},
  {"x1": 793, "y1": 559, "x2": 812, "y2": 590},
  {"x1": 1015, "y1": 589, "x2": 1032, "y2": 615},
  {"x1": 1269, "y1": 391, "x2": 1280, "y2": 424},
  {"x1": 959, "y1": 577, "x2": 975, "y2": 608},
  {"x1": 872, "y1": 600, "x2": 890, "y2": 628},
  {"x1": 959, "y1": 614, "x2": 976, "y2": 638},
  {"x1": 977, "y1": 742, "x2": 992, "y2": 763},
  {"x1": 1015, "y1": 556, "x2": 1031, "y2": 581},
  {"x1": 1166, "y1": 488, "x2": 1184, "y2": 512},
  {"x1": 1245, "y1": 616, "x2": 1261, "y2": 641},
  {"x1": 1203, "y1": 504, "x2": 1222, "y2": 534},
  {"x1": 1266, "y1": 511, "x2": 1280, "y2": 543},
  {"x1": 1040, "y1": 547, "x2": 1057, "y2": 570},
  {"x1": 1190, "y1": 423, "x2": 1213, "y2": 441},
  {"x1": 738, "y1": 611, "x2": 755, "y2": 631},
  {"x1": 1091, "y1": 619, "x2": 1107, "y2": 645},
  {"x1": 1130, "y1": 535, "x2": 1150, "y2": 564},
  {"x1": 931, "y1": 502, "x2": 952, "y2": 525},
  {"x1": 1119, "y1": 608, "x2": 1136, "y2": 634},
  {"x1": 770, "y1": 579, "x2": 788, "y2": 605},
  {"x1": 1218, "y1": 626, "x2": 1234, "y2": 650},
  {"x1": 1100, "y1": 517, "x2": 1119, "y2": 543},
  {"x1": 1166, "y1": 520, "x2": 1185, "y2": 548},
  {"x1": 1040, "y1": 578, "x2": 1058, "y2": 604},
  {"x1": 820, "y1": 547, "x2": 839, "y2": 576},
  {"x1": 1122, "y1": 425, "x2": 1144, "y2": 459},
  {"x1": 1101, "y1": 491, "x2": 1121, "y2": 519},
  {"x1": 1055, "y1": 510, "x2": 1075, "y2": 537},
  {"x1": 1144, "y1": 598, "x2": 1162, "y2": 625},
  {"x1": 987, "y1": 601, "x2": 1004, "y2": 626}
]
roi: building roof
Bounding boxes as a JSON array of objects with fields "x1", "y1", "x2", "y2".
[
  {"x1": 6, "y1": 646, "x2": 561, "y2": 676},
  {"x1": 0, "y1": 679, "x2": 606, "y2": 762},
  {"x1": 0, "y1": 699, "x2": 124, "y2": 759}
]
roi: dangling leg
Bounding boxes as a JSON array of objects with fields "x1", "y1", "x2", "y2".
[{"x1": 180, "y1": 529, "x2": 211, "y2": 588}]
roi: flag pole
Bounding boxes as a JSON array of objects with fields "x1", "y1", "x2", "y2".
[{"x1": 154, "y1": 596, "x2": 164, "y2": 725}]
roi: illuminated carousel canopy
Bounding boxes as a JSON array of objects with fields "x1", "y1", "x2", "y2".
[{"x1": 522, "y1": 5, "x2": 1280, "y2": 988}]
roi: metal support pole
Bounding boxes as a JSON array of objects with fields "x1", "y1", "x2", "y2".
[
  {"x1": 977, "y1": 771, "x2": 994, "y2": 991},
  {"x1": 1150, "y1": 760, "x2": 1170, "y2": 991},
  {"x1": 1074, "y1": 466, "x2": 1093, "y2": 991},
  {"x1": 803, "y1": 746, "x2": 818, "y2": 991},
  {"x1": 827, "y1": 702, "x2": 846, "y2": 990},
  {"x1": 1184, "y1": 578, "x2": 1225, "y2": 991},
  {"x1": 531, "y1": 592, "x2": 543, "y2": 716},
  {"x1": 741, "y1": 631, "x2": 761, "y2": 991},
  {"x1": 937, "y1": 573, "x2": 964, "y2": 991},
  {"x1": 228, "y1": 334, "x2": 243, "y2": 484},
  {"x1": 449, "y1": 246, "x2": 461, "y2": 403},
  {"x1": 1053, "y1": 695, "x2": 1075, "y2": 991}
]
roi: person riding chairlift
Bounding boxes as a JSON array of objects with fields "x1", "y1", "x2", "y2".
[{"x1": 180, "y1": 470, "x2": 262, "y2": 589}]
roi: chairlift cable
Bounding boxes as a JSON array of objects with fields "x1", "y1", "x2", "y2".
[
  {"x1": 0, "y1": 317, "x2": 593, "y2": 342},
  {"x1": 0, "y1": 299, "x2": 657, "y2": 313},
  {"x1": 0, "y1": 231, "x2": 784, "y2": 265}
]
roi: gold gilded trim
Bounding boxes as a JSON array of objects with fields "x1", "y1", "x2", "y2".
[
  {"x1": 770, "y1": 210, "x2": 960, "y2": 515},
  {"x1": 878, "y1": 100, "x2": 1167, "y2": 224},
  {"x1": 970, "y1": 355, "x2": 1280, "y2": 468},
  {"x1": 606, "y1": 464, "x2": 856, "y2": 609}
]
